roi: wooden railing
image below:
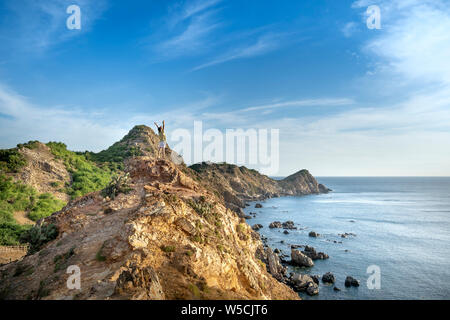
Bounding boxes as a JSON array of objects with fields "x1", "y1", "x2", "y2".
[
  {"x1": 0, "y1": 245, "x2": 29, "y2": 264},
  {"x1": 0, "y1": 245, "x2": 29, "y2": 253}
]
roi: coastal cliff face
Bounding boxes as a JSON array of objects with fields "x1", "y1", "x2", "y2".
[
  {"x1": 187, "y1": 162, "x2": 330, "y2": 214},
  {"x1": 0, "y1": 158, "x2": 298, "y2": 300}
]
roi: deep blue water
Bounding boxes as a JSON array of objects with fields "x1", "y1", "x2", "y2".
[{"x1": 244, "y1": 177, "x2": 450, "y2": 300}]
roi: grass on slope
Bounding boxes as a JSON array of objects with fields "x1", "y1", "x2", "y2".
[
  {"x1": 84, "y1": 126, "x2": 145, "y2": 169},
  {"x1": 46, "y1": 142, "x2": 117, "y2": 199},
  {"x1": 0, "y1": 149, "x2": 27, "y2": 173},
  {"x1": 0, "y1": 175, "x2": 65, "y2": 245}
]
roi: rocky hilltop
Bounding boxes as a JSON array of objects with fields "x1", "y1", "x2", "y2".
[
  {"x1": 187, "y1": 162, "x2": 330, "y2": 214},
  {"x1": 0, "y1": 158, "x2": 298, "y2": 300},
  {"x1": 0, "y1": 124, "x2": 329, "y2": 300}
]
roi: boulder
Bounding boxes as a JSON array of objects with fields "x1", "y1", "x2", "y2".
[
  {"x1": 265, "y1": 247, "x2": 286, "y2": 281},
  {"x1": 283, "y1": 230, "x2": 289, "y2": 235},
  {"x1": 345, "y1": 276, "x2": 360, "y2": 287},
  {"x1": 308, "y1": 231, "x2": 319, "y2": 237},
  {"x1": 255, "y1": 203, "x2": 263, "y2": 208},
  {"x1": 291, "y1": 249, "x2": 314, "y2": 267},
  {"x1": 175, "y1": 218, "x2": 196, "y2": 235},
  {"x1": 306, "y1": 282, "x2": 319, "y2": 296},
  {"x1": 269, "y1": 221, "x2": 282, "y2": 229},
  {"x1": 282, "y1": 221, "x2": 297, "y2": 230},
  {"x1": 252, "y1": 224, "x2": 263, "y2": 231},
  {"x1": 302, "y1": 246, "x2": 329, "y2": 260},
  {"x1": 318, "y1": 184, "x2": 332, "y2": 193},
  {"x1": 290, "y1": 273, "x2": 319, "y2": 296},
  {"x1": 311, "y1": 275, "x2": 320, "y2": 285},
  {"x1": 322, "y1": 272, "x2": 335, "y2": 284}
]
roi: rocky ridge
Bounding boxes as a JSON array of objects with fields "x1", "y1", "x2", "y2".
[{"x1": 0, "y1": 158, "x2": 298, "y2": 300}]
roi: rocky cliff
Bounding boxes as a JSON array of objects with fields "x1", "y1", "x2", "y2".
[
  {"x1": 187, "y1": 162, "x2": 330, "y2": 214},
  {"x1": 0, "y1": 158, "x2": 298, "y2": 300}
]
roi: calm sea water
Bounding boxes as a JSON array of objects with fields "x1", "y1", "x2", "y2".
[{"x1": 244, "y1": 177, "x2": 450, "y2": 300}]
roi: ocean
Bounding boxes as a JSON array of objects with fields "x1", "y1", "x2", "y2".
[{"x1": 244, "y1": 177, "x2": 450, "y2": 300}]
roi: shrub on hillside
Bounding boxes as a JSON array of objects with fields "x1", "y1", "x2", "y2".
[
  {"x1": 46, "y1": 142, "x2": 115, "y2": 199},
  {"x1": 0, "y1": 149, "x2": 26, "y2": 173},
  {"x1": 20, "y1": 223, "x2": 58, "y2": 254},
  {"x1": 101, "y1": 173, "x2": 131, "y2": 200}
]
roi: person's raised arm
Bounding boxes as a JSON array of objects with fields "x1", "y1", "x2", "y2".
[
  {"x1": 162, "y1": 120, "x2": 165, "y2": 131},
  {"x1": 154, "y1": 122, "x2": 159, "y2": 129}
]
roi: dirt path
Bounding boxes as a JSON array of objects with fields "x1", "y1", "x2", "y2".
[{"x1": 13, "y1": 211, "x2": 34, "y2": 225}]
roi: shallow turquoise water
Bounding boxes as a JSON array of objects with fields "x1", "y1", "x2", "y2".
[{"x1": 244, "y1": 177, "x2": 450, "y2": 300}]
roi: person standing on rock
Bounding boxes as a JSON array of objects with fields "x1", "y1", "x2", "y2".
[{"x1": 154, "y1": 120, "x2": 166, "y2": 159}]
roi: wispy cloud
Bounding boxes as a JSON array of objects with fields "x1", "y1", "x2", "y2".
[
  {"x1": 157, "y1": 9, "x2": 222, "y2": 59},
  {"x1": 342, "y1": 22, "x2": 358, "y2": 37},
  {"x1": 241, "y1": 98, "x2": 354, "y2": 112},
  {"x1": 151, "y1": 0, "x2": 223, "y2": 60},
  {"x1": 181, "y1": 0, "x2": 222, "y2": 21},
  {"x1": 151, "y1": 1, "x2": 297, "y2": 69},
  {"x1": 190, "y1": 32, "x2": 286, "y2": 71}
]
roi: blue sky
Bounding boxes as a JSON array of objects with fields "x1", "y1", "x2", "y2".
[{"x1": 1, "y1": 0, "x2": 450, "y2": 176}]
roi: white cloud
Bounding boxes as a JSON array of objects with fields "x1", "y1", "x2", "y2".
[
  {"x1": 0, "y1": 84, "x2": 222, "y2": 152},
  {"x1": 278, "y1": 0, "x2": 450, "y2": 176},
  {"x1": 0, "y1": 84, "x2": 127, "y2": 152}
]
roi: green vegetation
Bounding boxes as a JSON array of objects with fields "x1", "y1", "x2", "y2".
[
  {"x1": 16, "y1": 140, "x2": 40, "y2": 150},
  {"x1": 13, "y1": 263, "x2": 34, "y2": 277},
  {"x1": 0, "y1": 175, "x2": 65, "y2": 220},
  {"x1": 187, "y1": 198, "x2": 215, "y2": 220},
  {"x1": 47, "y1": 142, "x2": 116, "y2": 199},
  {"x1": 88, "y1": 143, "x2": 142, "y2": 167},
  {"x1": 0, "y1": 175, "x2": 64, "y2": 245},
  {"x1": 85, "y1": 126, "x2": 146, "y2": 167},
  {"x1": 53, "y1": 246, "x2": 75, "y2": 272},
  {"x1": 37, "y1": 280, "x2": 50, "y2": 299},
  {"x1": 188, "y1": 283, "x2": 201, "y2": 298},
  {"x1": 49, "y1": 181, "x2": 60, "y2": 188},
  {"x1": 0, "y1": 210, "x2": 31, "y2": 245},
  {"x1": 161, "y1": 245, "x2": 176, "y2": 253},
  {"x1": 0, "y1": 148, "x2": 26, "y2": 173},
  {"x1": 28, "y1": 193, "x2": 65, "y2": 221},
  {"x1": 21, "y1": 223, "x2": 58, "y2": 254},
  {"x1": 101, "y1": 173, "x2": 131, "y2": 200},
  {"x1": 236, "y1": 223, "x2": 246, "y2": 233},
  {"x1": 95, "y1": 242, "x2": 106, "y2": 262}
]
